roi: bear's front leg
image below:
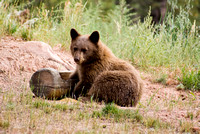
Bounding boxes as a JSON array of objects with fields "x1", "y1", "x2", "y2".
[
  {"x1": 69, "y1": 70, "x2": 79, "y2": 80},
  {"x1": 74, "y1": 81, "x2": 91, "y2": 99},
  {"x1": 68, "y1": 70, "x2": 79, "y2": 97}
]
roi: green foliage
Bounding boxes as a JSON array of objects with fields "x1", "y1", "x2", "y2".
[
  {"x1": 33, "y1": 100, "x2": 68, "y2": 113},
  {"x1": 174, "y1": 0, "x2": 200, "y2": 26},
  {"x1": 155, "y1": 74, "x2": 167, "y2": 84},
  {"x1": 6, "y1": 101, "x2": 15, "y2": 110},
  {"x1": 92, "y1": 103, "x2": 143, "y2": 122},
  {"x1": 143, "y1": 117, "x2": 169, "y2": 129},
  {"x1": 144, "y1": 117, "x2": 161, "y2": 129},
  {"x1": 21, "y1": 27, "x2": 33, "y2": 41},
  {"x1": 0, "y1": 120, "x2": 10, "y2": 129},
  {"x1": 186, "y1": 111, "x2": 194, "y2": 120},
  {"x1": 92, "y1": 104, "x2": 170, "y2": 129},
  {"x1": 179, "y1": 70, "x2": 200, "y2": 91},
  {"x1": 179, "y1": 121, "x2": 194, "y2": 133},
  {"x1": 6, "y1": 22, "x2": 18, "y2": 35}
]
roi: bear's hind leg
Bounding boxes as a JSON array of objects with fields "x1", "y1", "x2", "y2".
[{"x1": 88, "y1": 71, "x2": 141, "y2": 106}]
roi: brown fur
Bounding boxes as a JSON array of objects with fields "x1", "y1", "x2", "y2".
[{"x1": 69, "y1": 28, "x2": 143, "y2": 106}]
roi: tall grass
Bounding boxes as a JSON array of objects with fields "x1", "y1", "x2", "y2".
[{"x1": 0, "y1": 0, "x2": 199, "y2": 89}]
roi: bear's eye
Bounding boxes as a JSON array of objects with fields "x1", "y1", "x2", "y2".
[
  {"x1": 74, "y1": 47, "x2": 78, "y2": 51},
  {"x1": 81, "y1": 48, "x2": 87, "y2": 53}
]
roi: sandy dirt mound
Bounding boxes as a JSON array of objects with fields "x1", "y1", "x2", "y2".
[
  {"x1": 0, "y1": 37, "x2": 74, "y2": 73},
  {"x1": 0, "y1": 37, "x2": 75, "y2": 93}
]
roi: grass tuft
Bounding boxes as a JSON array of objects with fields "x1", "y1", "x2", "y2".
[
  {"x1": 21, "y1": 27, "x2": 33, "y2": 41},
  {"x1": 92, "y1": 104, "x2": 171, "y2": 130},
  {"x1": 33, "y1": 99, "x2": 68, "y2": 113},
  {"x1": 179, "y1": 121, "x2": 194, "y2": 133},
  {"x1": 6, "y1": 22, "x2": 18, "y2": 35},
  {"x1": 92, "y1": 103, "x2": 143, "y2": 122},
  {"x1": 144, "y1": 117, "x2": 163, "y2": 129},
  {"x1": 155, "y1": 74, "x2": 167, "y2": 85},
  {"x1": 179, "y1": 70, "x2": 200, "y2": 91},
  {"x1": 0, "y1": 120, "x2": 10, "y2": 129}
]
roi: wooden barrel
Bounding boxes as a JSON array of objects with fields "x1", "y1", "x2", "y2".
[{"x1": 29, "y1": 68, "x2": 78, "y2": 99}]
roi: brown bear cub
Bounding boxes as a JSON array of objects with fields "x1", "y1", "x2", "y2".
[{"x1": 69, "y1": 28, "x2": 143, "y2": 106}]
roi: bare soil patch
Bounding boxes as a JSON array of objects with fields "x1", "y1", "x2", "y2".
[{"x1": 0, "y1": 37, "x2": 199, "y2": 133}]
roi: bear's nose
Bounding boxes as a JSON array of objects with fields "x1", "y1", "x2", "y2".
[{"x1": 74, "y1": 57, "x2": 80, "y2": 63}]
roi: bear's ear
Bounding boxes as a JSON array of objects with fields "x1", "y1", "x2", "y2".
[
  {"x1": 89, "y1": 31, "x2": 99, "y2": 44},
  {"x1": 70, "y1": 28, "x2": 80, "y2": 40}
]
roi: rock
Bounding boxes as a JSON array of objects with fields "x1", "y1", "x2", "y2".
[{"x1": 176, "y1": 83, "x2": 185, "y2": 90}]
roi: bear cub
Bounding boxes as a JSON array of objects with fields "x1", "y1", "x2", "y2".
[{"x1": 69, "y1": 28, "x2": 143, "y2": 106}]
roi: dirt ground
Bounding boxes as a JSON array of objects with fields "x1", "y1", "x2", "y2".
[{"x1": 0, "y1": 37, "x2": 199, "y2": 133}]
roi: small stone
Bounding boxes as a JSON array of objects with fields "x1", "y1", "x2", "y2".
[
  {"x1": 102, "y1": 125, "x2": 106, "y2": 128},
  {"x1": 0, "y1": 69, "x2": 5, "y2": 73},
  {"x1": 192, "y1": 127, "x2": 200, "y2": 133},
  {"x1": 176, "y1": 83, "x2": 185, "y2": 90}
]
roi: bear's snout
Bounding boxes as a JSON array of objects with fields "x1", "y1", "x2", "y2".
[{"x1": 74, "y1": 57, "x2": 80, "y2": 63}]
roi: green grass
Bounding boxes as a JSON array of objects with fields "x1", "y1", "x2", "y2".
[
  {"x1": 32, "y1": 99, "x2": 70, "y2": 113},
  {"x1": 92, "y1": 103, "x2": 171, "y2": 130},
  {"x1": 155, "y1": 74, "x2": 167, "y2": 85},
  {"x1": 143, "y1": 117, "x2": 170, "y2": 129},
  {"x1": 179, "y1": 70, "x2": 200, "y2": 91},
  {"x1": 1, "y1": 79, "x2": 198, "y2": 133},
  {"x1": 0, "y1": 120, "x2": 10, "y2": 129},
  {"x1": 179, "y1": 120, "x2": 194, "y2": 133},
  {"x1": 92, "y1": 103, "x2": 143, "y2": 122}
]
